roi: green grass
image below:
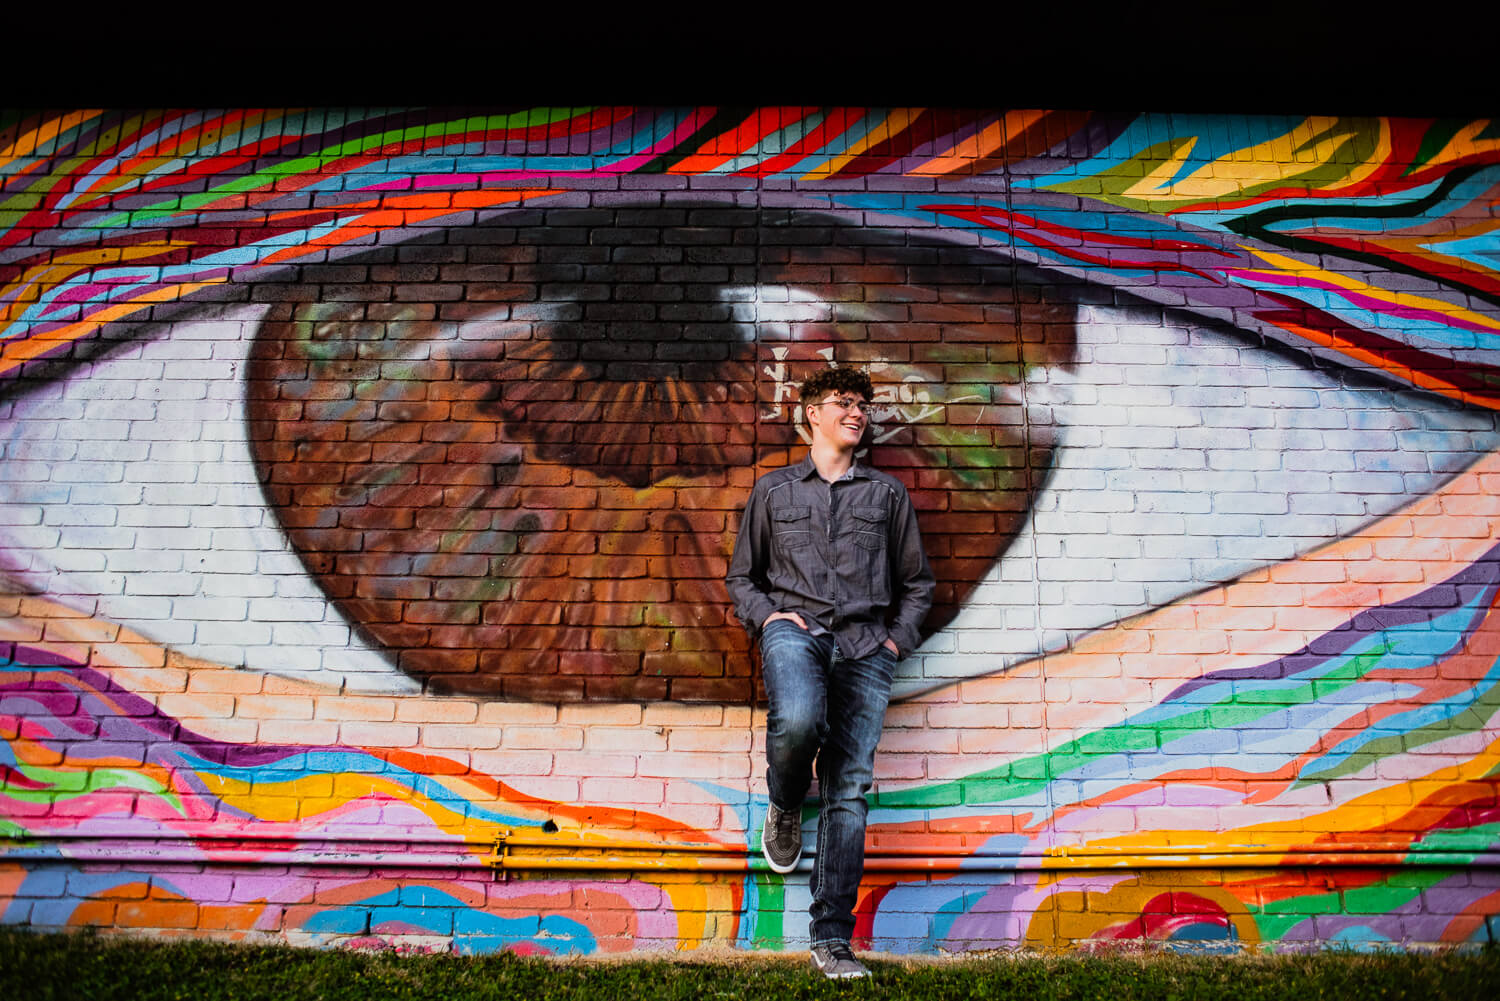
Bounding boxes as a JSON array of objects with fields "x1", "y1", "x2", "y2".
[{"x1": 1, "y1": 929, "x2": 1497, "y2": 1001}]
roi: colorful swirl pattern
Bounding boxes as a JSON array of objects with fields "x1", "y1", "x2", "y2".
[{"x1": 1, "y1": 108, "x2": 1498, "y2": 952}]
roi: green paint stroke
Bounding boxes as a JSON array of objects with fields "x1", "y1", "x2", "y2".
[
  {"x1": 879, "y1": 641, "x2": 1391, "y2": 811},
  {"x1": 91, "y1": 108, "x2": 596, "y2": 230},
  {"x1": 1250, "y1": 870, "x2": 1441, "y2": 942},
  {"x1": 1046, "y1": 118, "x2": 1382, "y2": 215},
  {"x1": 1298, "y1": 668, "x2": 1500, "y2": 786}
]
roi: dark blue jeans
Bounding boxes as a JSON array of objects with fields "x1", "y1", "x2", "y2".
[{"x1": 760, "y1": 618, "x2": 898, "y2": 946}]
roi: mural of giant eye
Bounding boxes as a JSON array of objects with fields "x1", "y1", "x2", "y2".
[
  {"x1": 235, "y1": 209, "x2": 1078, "y2": 700},
  {"x1": 2, "y1": 108, "x2": 1499, "y2": 956}
]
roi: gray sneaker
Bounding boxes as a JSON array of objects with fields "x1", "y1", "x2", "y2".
[
  {"x1": 811, "y1": 941, "x2": 870, "y2": 980},
  {"x1": 761, "y1": 802, "x2": 802, "y2": 873}
]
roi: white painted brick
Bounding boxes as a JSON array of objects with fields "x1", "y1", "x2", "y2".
[
  {"x1": 1177, "y1": 427, "x2": 1250, "y2": 450},
  {"x1": 1203, "y1": 406, "x2": 1274, "y2": 429},
  {"x1": 1115, "y1": 558, "x2": 1198, "y2": 581},
  {"x1": 136, "y1": 620, "x2": 197, "y2": 644},
  {"x1": 248, "y1": 598, "x2": 332, "y2": 622},
  {"x1": 1056, "y1": 404, "x2": 1132, "y2": 428},
  {"x1": 140, "y1": 380, "x2": 209, "y2": 401},
  {"x1": 1036, "y1": 558, "x2": 1115, "y2": 582},
  {"x1": 1057, "y1": 445, "x2": 1131, "y2": 469},
  {"x1": 1251, "y1": 429, "x2": 1326, "y2": 451},
  {"x1": 1093, "y1": 344, "x2": 1165, "y2": 365},
  {"x1": 197, "y1": 460, "x2": 263, "y2": 484},
  {"x1": 129, "y1": 421, "x2": 216, "y2": 442},
  {"x1": 1289, "y1": 493, "x2": 1365, "y2": 515},
  {"x1": 1106, "y1": 512, "x2": 1188, "y2": 535},
  {"x1": 1213, "y1": 493, "x2": 1288, "y2": 515},
  {"x1": 1332, "y1": 472, "x2": 1406, "y2": 493},
  {"x1": 136, "y1": 462, "x2": 204, "y2": 483},
  {"x1": 44, "y1": 506, "x2": 118, "y2": 527},
  {"x1": 169, "y1": 596, "x2": 248, "y2": 622},
  {"x1": 107, "y1": 549, "x2": 185, "y2": 573},
  {"x1": 83, "y1": 400, "x2": 157, "y2": 421},
  {"x1": 76, "y1": 441, "x2": 150, "y2": 462},
  {"x1": 272, "y1": 621, "x2": 350, "y2": 646},
  {"x1": 58, "y1": 380, "x2": 138, "y2": 400},
  {"x1": 118, "y1": 506, "x2": 192, "y2": 528},
  {"x1": 1062, "y1": 535, "x2": 1142, "y2": 559},
  {"x1": 1258, "y1": 471, "x2": 1334, "y2": 491},
  {"x1": 1065, "y1": 581, "x2": 1146, "y2": 605},
  {"x1": 1032, "y1": 511, "x2": 1109, "y2": 535},
  {"x1": 149, "y1": 441, "x2": 225, "y2": 462},
  {"x1": 45, "y1": 548, "x2": 108, "y2": 572},
  {"x1": 123, "y1": 573, "x2": 198, "y2": 596},
  {"x1": 1216, "y1": 537, "x2": 1298, "y2": 561},
  {"x1": 1100, "y1": 427, "x2": 1178, "y2": 448},
  {"x1": 75, "y1": 484, "x2": 144, "y2": 505},
  {"x1": 143, "y1": 483, "x2": 218, "y2": 505},
  {"x1": 0, "y1": 461, "x2": 53, "y2": 480},
  {"x1": 1067, "y1": 492, "x2": 1138, "y2": 513},
  {"x1": 0, "y1": 506, "x2": 43, "y2": 525},
  {"x1": 156, "y1": 401, "x2": 231, "y2": 422},
  {"x1": 1139, "y1": 493, "x2": 1214, "y2": 515},
  {"x1": 1360, "y1": 451, "x2": 1433, "y2": 472},
  {"x1": 11, "y1": 441, "x2": 78, "y2": 461},
  {"x1": 116, "y1": 596, "x2": 176, "y2": 619},
  {"x1": 184, "y1": 551, "x2": 260, "y2": 574},
  {"x1": 62, "y1": 525, "x2": 138, "y2": 548},
  {"x1": 256, "y1": 553, "x2": 307, "y2": 575},
  {"x1": 168, "y1": 362, "x2": 239, "y2": 381}
]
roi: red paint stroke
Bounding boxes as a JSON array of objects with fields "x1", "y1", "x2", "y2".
[
  {"x1": 1255, "y1": 291, "x2": 1500, "y2": 410},
  {"x1": 1096, "y1": 892, "x2": 1234, "y2": 941},
  {"x1": 1226, "y1": 265, "x2": 1500, "y2": 339},
  {"x1": 731, "y1": 108, "x2": 869, "y2": 178},
  {"x1": 851, "y1": 879, "x2": 902, "y2": 948},
  {"x1": 666, "y1": 107, "x2": 812, "y2": 175},
  {"x1": 811, "y1": 109, "x2": 941, "y2": 178},
  {"x1": 1159, "y1": 118, "x2": 1474, "y2": 215},
  {"x1": 921, "y1": 202, "x2": 1234, "y2": 283},
  {"x1": 1299, "y1": 234, "x2": 1500, "y2": 303}
]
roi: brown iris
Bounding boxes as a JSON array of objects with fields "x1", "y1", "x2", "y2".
[{"x1": 245, "y1": 209, "x2": 1075, "y2": 702}]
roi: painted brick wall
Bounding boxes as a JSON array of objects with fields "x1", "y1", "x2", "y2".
[{"x1": 2, "y1": 109, "x2": 1498, "y2": 953}]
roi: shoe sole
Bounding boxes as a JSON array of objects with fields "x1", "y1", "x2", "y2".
[
  {"x1": 811, "y1": 956, "x2": 869, "y2": 979},
  {"x1": 761, "y1": 841, "x2": 801, "y2": 874}
]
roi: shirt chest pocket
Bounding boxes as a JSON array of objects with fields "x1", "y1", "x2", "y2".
[
  {"x1": 848, "y1": 505, "x2": 887, "y2": 552},
  {"x1": 772, "y1": 506, "x2": 814, "y2": 551}
]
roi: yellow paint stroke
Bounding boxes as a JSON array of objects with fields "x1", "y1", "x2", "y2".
[
  {"x1": 1050, "y1": 728, "x2": 1500, "y2": 862},
  {"x1": 903, "y1": 445, "x2": 1500, "y2": 770},
  {"x1": 913, "y1": 110, "x2": 1048, "y2": 175},
  {"x1": 1121, "y1": 116, "x2": 1381, "y2": 203},
  {"x1": 656, "y1": 878, "x2": 738, "y2": 948},
  {"x1": 0, "y1": 280, "x2": 223, "y2": 380},
  {"x1": 799, "y1": 108, "x2": 921, "y2": 179},
  {"x1": 0, "y1": 241, "x2": 197, "y2": 327},
  {"x1": 0, "y1": 110, "x2": 101, "y2": 163},
  {"x1": 1420, "y1": 119, "x2": 1500, "y2": 170},
  {"x1": 1245, "y1": 246, "x2": 1500, "y2": 334}
]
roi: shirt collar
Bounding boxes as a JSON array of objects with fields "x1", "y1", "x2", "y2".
[{"x1": 794, "y1": 453, "x2": 867, "y2": 482}]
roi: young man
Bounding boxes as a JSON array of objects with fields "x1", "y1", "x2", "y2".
[{"x1": 726, "y1": 367, "x2": 935, "y2": 979}]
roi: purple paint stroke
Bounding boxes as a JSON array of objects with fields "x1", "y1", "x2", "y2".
[
  {"x1": 1164, "y1": 543, "x2": 1500, "y2": 703},
  {"x1": 602, "y1": 108, "x2": 719, "y2": 174},
  {"x1": 1274, "y1": 870, "x2": 1492, "y2": 944},
  {"x1": 3, "y1": 653, "x2": 326, "y2": 768}
]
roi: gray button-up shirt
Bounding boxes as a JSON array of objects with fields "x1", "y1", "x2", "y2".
[{"x1": 726, "y1": 455, "x2": 935, "y2": 660}]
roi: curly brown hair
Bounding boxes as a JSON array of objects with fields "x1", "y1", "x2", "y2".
[{"x1": 798, "y1": 367, "x2": 874, "y2": 407}]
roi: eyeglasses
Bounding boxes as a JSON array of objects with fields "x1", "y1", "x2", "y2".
[{"x1": 812, "y1": 396, "x2": 872, "y2": 415}]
